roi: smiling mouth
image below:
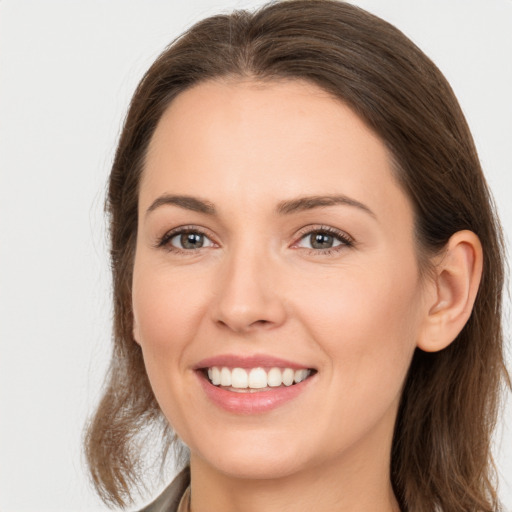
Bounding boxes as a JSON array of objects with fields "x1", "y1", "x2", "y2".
[{"x1": 201, "y1": 366, "x2": 317, "y2": 392}]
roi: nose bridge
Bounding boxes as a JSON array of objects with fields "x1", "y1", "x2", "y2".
[{"x1": 212, "y1": 236, "x2": 286, "y2": 332}]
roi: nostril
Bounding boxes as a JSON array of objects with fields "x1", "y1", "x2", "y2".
[
  {"x1": 253, "y1": 319, "x2": 270, "y2": 326},
  {"x1": 215, "y1": 317, "x2": 274, "y2": 332}
]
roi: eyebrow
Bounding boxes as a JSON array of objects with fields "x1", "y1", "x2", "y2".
[
  {"x1": 146, "y1": 194, "x2": 216, "y2": 216},
  {"x1": 276, "y1": 195, "x2": 376, "y2": 218},
  {"x1": 146, "y1": 193, "x2": 375, "y2": 218}
]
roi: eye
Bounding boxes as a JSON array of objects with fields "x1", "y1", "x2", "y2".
[
  {"x1": 295, "y1": 227, "x2": 353, "y2": 251},
  {"x1": 158, "y1": 228, "x2": 216, "y2": 251},
  {"x1": 172, "y1": 232, "x2": 210, "y2": 249}
]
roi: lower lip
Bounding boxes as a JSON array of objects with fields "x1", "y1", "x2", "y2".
[{"x1": 196, "y1": 371, "x2": 315, "y2": 414}]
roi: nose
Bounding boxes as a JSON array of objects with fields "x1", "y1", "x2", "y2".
[{"x1": 211, "y1": 246, "x2": 287, "y2": 334}]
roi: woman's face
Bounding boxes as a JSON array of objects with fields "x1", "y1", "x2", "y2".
[{"x1": 132, "y1": 79, "x2": 430, "y2": 480}]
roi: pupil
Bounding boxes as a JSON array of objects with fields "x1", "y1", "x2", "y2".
[
  {"x1": 181, "y1": 233, "x2": 203, "y2": 249},
  {"x1": 311, "y1": 232, "x2": 333, "y2": 249}
]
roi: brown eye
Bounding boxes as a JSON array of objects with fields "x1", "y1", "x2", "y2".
[
  {"x1": 309, "y1": 232, "x2": 335, "y2": 249},
  {"x1": 295, "y1": 228, "x2": 353, "y2": 252},
  {"x1": 169, "y1": 231, "x2": 214, "y2": 250}
]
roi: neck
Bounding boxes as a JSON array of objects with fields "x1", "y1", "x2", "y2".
[{"x1": 188, "y1": 443, "x2": 400, "y2": 512}]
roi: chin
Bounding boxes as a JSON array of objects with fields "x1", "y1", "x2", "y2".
[
  {"x1": 189, "y1": 430, "x2": 314, "y2": 480},
  {"x1": 209, "y1": 453, "x2": 309, "y2": 481}
]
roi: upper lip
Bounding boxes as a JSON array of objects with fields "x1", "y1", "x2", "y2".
[{"x1": 194, "y1": 354, "x2": 315, "y2": 370}]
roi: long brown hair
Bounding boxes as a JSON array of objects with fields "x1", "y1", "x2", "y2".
[{"x1": 84, "y1": 1, "x2": 509, "y2": 510}]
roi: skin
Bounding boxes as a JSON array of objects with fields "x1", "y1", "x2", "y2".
[{"x1": 132, "y1": 79, "x2": 481, "y2": 512}]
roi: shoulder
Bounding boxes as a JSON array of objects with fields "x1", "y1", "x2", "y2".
[{"x1": 137, "y1": 467, "x2": 190, "y2": 512}]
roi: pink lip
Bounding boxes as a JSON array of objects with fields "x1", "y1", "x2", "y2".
[
  {"x1": 194, "y1": 354, "x2": 313, "y2": 370},
  {"x1": 196, "y1": 372, "x2": 315, "y2": 414},
  {"x1": 193, "y1": 354, "x2": 317, "y2": 414}
]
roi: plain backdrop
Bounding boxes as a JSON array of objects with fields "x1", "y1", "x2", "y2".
[{"x1": 0, "y1": 1, "x2": 511, "y2": 511}]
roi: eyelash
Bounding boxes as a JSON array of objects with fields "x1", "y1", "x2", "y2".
[
  {"x1": 155, "y1": 225, "x2": 354, "y2": 256},
  {"x1": 155, "y1": 225, "x2": 217, "y2": 255},
  {"x1": 293, "y1": 225, "x2": 354, "y2": 256}
]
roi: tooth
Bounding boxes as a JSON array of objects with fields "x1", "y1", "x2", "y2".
[
  {"x1": 294, "y1": 369, "x2": 309, "y2": 383},
  {"x1": 220, "y1": 367, "x2": 232, "y2": 386},
  {"x1": 209, "y1": 366, "x2": 310, "y2": 389},
  {"x1": 267, "y1": 367, "x2": 283, "y2": 387},
  {"x1": 231, "y1": 368, "x2": 248, "y2": 388},
  {"x1": 211, "y1": 367, "x2": 221, "y2": 385},
  {"x1": 249, "y1": 368, "x2": 267, "y2": 388},
  {"x1": 282, "y1": 368, "x2": 294, "y2": 386}
]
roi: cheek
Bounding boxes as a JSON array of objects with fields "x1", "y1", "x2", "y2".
[
  {"x1": 294, "y1": 255, "x2": 422, "y2": 391},
  {"x1": 131, "y1": 261, "x2": 213, "y2": 413},
  {"x1": 133, "y1": 265, "x2": 207, "y2": 351},
  {"x1": 287, "y1": 257, "x2": 422, "y2": 452},
  {"x1": 131, "y1": 262, "x2": 213, "y2": 434}
]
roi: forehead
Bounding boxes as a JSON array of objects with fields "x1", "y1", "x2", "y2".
[
  {"x1": 145, "y1": 79, "x2": 386, "y2": 179},
  {"x1": 141, "y1": 78, "x2": 412, "y2": 228}
]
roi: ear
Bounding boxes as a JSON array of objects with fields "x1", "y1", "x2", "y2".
[{"x1": 417, "y1": 230, "x2": 483, "y2": 353}]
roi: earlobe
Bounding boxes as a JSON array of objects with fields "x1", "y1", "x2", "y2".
[{"x1": 417, "y1": 230, "x2": 483, "y2": 353}]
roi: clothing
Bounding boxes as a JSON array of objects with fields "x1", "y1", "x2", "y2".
[
  {"x1": 177, "y1": 486, "x2": 191, "y2": 512},
  {"x1": 137, "y1": 467, "x2": 190, "y2": 512}
]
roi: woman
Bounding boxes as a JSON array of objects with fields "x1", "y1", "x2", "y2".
[{"x1": 85, "y1": 1, "x2": 509, "y2": 511}]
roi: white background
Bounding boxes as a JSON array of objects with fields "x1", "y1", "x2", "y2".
[{"x1": 0, "y1": 1, "x2": 511, "y2": 511}]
